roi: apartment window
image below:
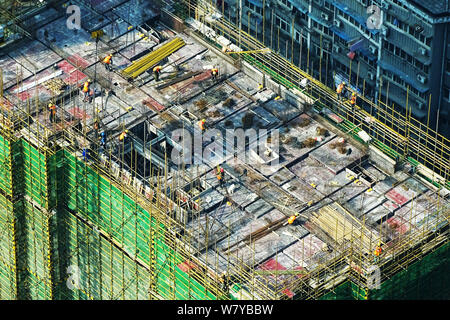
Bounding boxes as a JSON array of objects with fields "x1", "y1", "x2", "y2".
[
  {"x1": 244, "y1": 0, "x2": 263, "y2": 15},
  {"x1": 275, "y1": 15, "x2": 290, "y2": 33},
  {"x1": 383, "y1": 40, "x2": 429, "y2": 74},
  {"x1": 444, "y1": 87, "x2": 450, "y2": 101},
  {"x1": 385, "y1": 13, "x2": 431, "y2": 47},
  {"x1": 279, "y1": 0, "x2": 292, "y2": 10},
  {"x1": 294, "y1": 29, "x2": 306, "y2": 43}
]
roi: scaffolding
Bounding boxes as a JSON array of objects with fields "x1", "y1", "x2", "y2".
[
  {"x1": 0, "y1": 0, "x2": 448, "y2": 301},
  {"x1": 179, "y1": 0, "x2": 450, "y2": 184}
]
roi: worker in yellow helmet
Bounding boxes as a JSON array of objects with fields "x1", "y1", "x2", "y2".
[
  {"x1": 288, "y1": 215, "x2": 297, "y2": 225},
  {"x1": 350, "y1": 92, "x2": 357, "y2": 106},
  {"x1": 373, "y1": 242, "x2": 383, "y2": 262},
  {"x1": 336, "y1": 81, "x2": 346, "y2": 101},
  {"x1": 198, "y1": 119, "x2": 206, "y2": 133},
  {"x1": 119, "y1": 129, "x2": 129, "y2": 142},
  {"x1": 103, "y1": 53, "x2": 113, "y2": 71},
  {"x1": 211, "y1": 67, "x2": 219, "y2": 80},
  {"x1": 82, "y1": 79, "x2": 92, "y2": 101},
  {"x1": 48, "y1": 102, "x2": 57, "y2": 123},
  {"x1": 153, "y1": 65, "x2": 162, "y2": 81}
]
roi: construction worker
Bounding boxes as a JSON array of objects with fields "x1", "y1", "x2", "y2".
[
  {"x1": 153, "y1": 65, "x2": 162, "y2": 81},
  {"x1": 336, "y1": 81, "x2": 346, "y2": 101},
  {"x1": 82, "y1": 79, "x2": 92, "y2": 101},
  {"x1": 288, "y1": 214, "x2": 298, "y2": 225},
  {"x1": 82, "y1": 148, "x2": 89, "y2": 162},
  {"x1": 350, "y1": 92, "x2": 357, "y2": 106},
  {"x1": 103, "y1": 53, "x2": 113, "y2": 71},
  {"x1": 221, "y1": 273, "x2": 229, "y2": 292},
  {"x1": 198, "y1": 119, "x2": 206, "y2": 133},
  {"x1": 119, "y1": 129, "x2": 129, "y2": 142},
  {"x1": 211, "y1": 67, "x2": 219, "y2": 80},
  {"x1": 48, "y1": 102, "x2": 57, "y2": 123},
  {"x1": 93, "y1": 119, "x2": 100, "y2": 131},
  {"x1": 373, "y1": 242, "x2": 383, "y2": 262},
  {"x1": 100, "y1": 131, "x2": 107, "y2": 148},
  {"x1": 216, "y1": 167, "x2": 225, "y2": 187}
]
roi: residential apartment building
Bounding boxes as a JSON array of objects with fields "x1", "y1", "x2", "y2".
[{"x1": 218, "y1": 0, "x2": 450, "y2": 138}]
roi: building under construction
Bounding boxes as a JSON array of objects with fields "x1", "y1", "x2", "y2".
[{"x1": 0, "y1": 0, "x2": 448, "y2": 300}]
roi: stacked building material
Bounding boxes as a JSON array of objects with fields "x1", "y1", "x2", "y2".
[{"x1": 122, "y1": 37, "x2": 185, "y2": 79}]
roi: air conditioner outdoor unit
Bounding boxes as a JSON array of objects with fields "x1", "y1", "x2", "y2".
[
  {"x1": 334, "y1": 20, "x2": 342, "y2": 28},
  {"x1": 417, "y1": 101, "x2": 425, "y2": 110},
  {"x1": 381, "y1": 27, "x2": 389, "y2": 37},
  {"x1": 323, "y1": 40, "x2": 331, "y2": 49},
  {"x1": 368, "y1": 72, "x2": 375, "y2": 81},
  {"x1": 369, "y1": 45, "x2": 377, "y2": 55},
  {"x1": 419, "y1": 47, "x2": 427, "y2": 56},
  {"x1": 417, "y1": 74, "x2": 427, "y2": 84},
  {"x1": 334, "y1": 45, "x2": 341, "y2": 53},
  {"x1": 321, "y1": 13, "x2": 329, "y2": 21}
]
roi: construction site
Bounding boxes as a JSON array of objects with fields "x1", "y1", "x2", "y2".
[{"x1": 0, "y1": 0, "x2": 448, "y2": 300}]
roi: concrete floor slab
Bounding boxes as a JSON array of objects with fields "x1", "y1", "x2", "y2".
[
  {"x1": 183, "y1": 80, "x2": 252, "y2": 123},
  {"x1": 254, "y1": 113, "x2": 336, "y2": 176},
  {"x1": 309, "y1": 137, "x2": 365, "y2": 175},
  {"x1": 262, "y1": 99, "x2": 301, "y2": 123},
  {"x1": 345, "y1": 189, "x2": 386, "y2": 218},
  {"x1": 0, "y1": 55, "x2": 33, "y2": 90},
  {"x1": 269, "y1": 167, "x2": 295, "y2": 186},
  {"x1": 9, "y1": 40, "x2": 61, "y2": 72},
  {"x1": 385, "y1": 177, "x2": 428, "y2": 207},
  {"x1": 244, "y1": 198, "x2": 274, "y2": 218},
  {"x1": 281, "y1": 178, "x2": 324, "y2": 204},
  {"x1": 289, "y1": 156, "x2": 335, "y2": 194},
  {"x1": 283, "y1": 234, "x2": 328, "y2": 270}
]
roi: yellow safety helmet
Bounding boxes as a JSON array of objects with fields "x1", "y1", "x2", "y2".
[
  {"x1": 87, "y1": 79, "x2": 92, "y2": 83},
  {"x1": 201, "y1": 119, "x2": 206, "y2": 123},
  {"x1": 343, "y1": 81, "x2": 346, "y2": 85},
  {"x1": 352, "y1": 92, "x2": 356, "y2": 96}
]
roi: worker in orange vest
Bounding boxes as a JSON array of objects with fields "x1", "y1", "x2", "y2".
[
  {"x1": 48, "y1": 102, "x2": 57, "y2": 123},
  {"x1": 153, "y1": 65, "x2": 162, "y2": 81},
  {"x1": 211, "y1": 67, "x2": 219, "y2": 80},
  {"x1": 216, "y1": 167, "x2": 225, "y2": 187},
  {"x1": 288, "y1": 214, "x2": 297, "y2": 225},
  {"x1": 373, "y1": 242, "x2": 383, "y2": 262},
  {"x1": 103, "y1": 53, "x2": 113, "y2": 71},
  {"x1": 119, "y1": 129, "x2": 129, "y2": 142},
  {"x1": 198, "y1": 119, "x2": 206, "y2": 132},
  {"x1": 336, "y1": 81, "x2": 346, "y2": 101},
  {"x1": 350, "y1": 92, "x2": 357, "y2": 106},
  {"x1": 82, "y1": 79, "x2": 92, "y2": 101}
]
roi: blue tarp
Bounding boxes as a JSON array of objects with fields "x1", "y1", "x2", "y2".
[
  {"x1": 330, "y1": 26, "x2": 351, "y2": 42},
  {"x1": 359, "y1": 48, "x2": 377, "y2": 61}
]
